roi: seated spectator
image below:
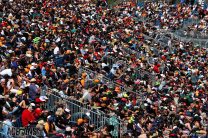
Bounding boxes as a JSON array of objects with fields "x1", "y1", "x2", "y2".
[
  {"x1": 1, "y1": 114, "x2": 13, "y2": 136},
  {"x1": 28, "y1": 78, "x2": 40, "y2": 101},
  {"x1": 21, "y1": 103, "x2": 36, "y2": 127},
  {"x1": 44, "y1": 115, "x2": 56, "y2": 137}
]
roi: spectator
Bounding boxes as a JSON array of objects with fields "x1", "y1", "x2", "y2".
[
  {"x1": 44, "y1": 115, "x2": 56, "y2": 137},
  {"x1": 28, "y1": 78, "x2": 39, "y2": 101},
  {"x1": 21, "y1": 103, "x2": 36, "y2": 127},
  {"x1": 0, "y1": 0, "x2": 207, "y2": 137},
  {"x1": 1, "y1": 114, "x2": 13, "y2": 136}
]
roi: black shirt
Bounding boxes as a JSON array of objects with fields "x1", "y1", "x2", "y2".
[
  {"x1": 0, "y1": 106, "x2": 3, "y2": 121},
  {"x1": 0, "y1": 85, "x2": 4, "y2": 95}
]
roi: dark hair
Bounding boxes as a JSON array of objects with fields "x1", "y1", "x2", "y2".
[
  {"x1": 5, "y1": 114, "x2": 13, "y2": 120},
  {"x1": 107, "y1": 125, "x2": 114, "y2": 132},
  {"x1": 65, "y1": 130, "x2": 72, "y2": 136}
]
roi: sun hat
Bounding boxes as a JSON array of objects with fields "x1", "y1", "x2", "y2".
[{"x1": 30, "y1": 78, "x2": 36, "y2": 82}]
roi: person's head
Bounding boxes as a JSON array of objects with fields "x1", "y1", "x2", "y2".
[
  {"x1": 47, "y1": 115, "x2": 54, "y2": 124},
  {"x1": 33, "y1": 108, "x2": 42, "y2": 118},
  {"x1": 28, "y1": 103, "x2": 36, "y2": 112},
  {"x1": 55, "y1": 107, "x2": 64, "y2": 116},
  {"x1": 0, "y1": 78, "x2": 5, "y2": 86},
  {"x1": 10, "y1": 93, "x2": 17, "y2": 102},
  {"x1": 0, "y1": 96, "x2": 6, "y2": 106},
  {"x1": 77, "y1": 118, "x2": 84, "y2": 125},
  {"x1": 65, "y1": 126, "x2": 73, "y2": 136},
  {"x1": 30, "y1": 78, "x2": 36, "y2": 84},
  {"x1": 64, "y1": 108, "x2": 70, "y2": 115}
]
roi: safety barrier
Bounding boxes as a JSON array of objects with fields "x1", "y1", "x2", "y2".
[
  {"x1": 42, "y1": 87, "x2": 92, "y2": 111},
  {"x1": 105, "y1": 116, "x2": 128, "y2": 137},
  {"x1": 102, "y1": 54, "x2": 129, "y2": 70},
  {"x1": 108, "y1": 39, "x2": 157, "y2": 86},
  {"x1": 78, "y1": 67, "x2": 145, "y2": 101},
  {"x1": 173, "y1": 29, "x2": 208, "y2": 40},
  {"x1": 43, "y1": 91, "x2": 107, "y2": 130},
  {"x1": 42, "y1": 87, "x2": 128, "y2": 137},
  {"x1": 102, "y1": 55, "x2": 116, "y2": 69},
  {"x1": 78, "y1": 66, "x2": 110, "y2": 84},
  {"x1": 182, "y1": 18, "x2": 200, "y2": 28},
  {"x1": 134, "y1": 10, "x2": 207, "y2": 49},
  {"x1": 169, "y1": 31, "x2": 208, "y2": 48}
]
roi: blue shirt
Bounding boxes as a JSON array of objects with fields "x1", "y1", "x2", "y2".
[
  {"x1": 2, "y1": 120, "x2": 12, "y2": 136},
  {"x1": 29, "y1": 84, "x2": 38, "y2": 100}
]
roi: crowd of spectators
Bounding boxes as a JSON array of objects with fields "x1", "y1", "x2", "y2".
[
  {"x1": 136, "y1": 1, "x2": 208, "y2": 38},
  {"x1": 0, "y1": 0, "x2": 208, "y2": 138}
]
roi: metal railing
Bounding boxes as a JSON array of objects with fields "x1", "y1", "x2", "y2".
[
  {"x1": 102, "y1": 54, "x2": 129, "y2": 69},
  {"x1": 102, "y1": 55, "x2": 117, "y2": 69},
  {"x1": 44, "y1": 91, "x2": 107, "y2": 130},
  {"x1": 168, "y1": 31, "x2": 208, "y2": 48},
  {"x1": 182, "y1": 18, "x2": 201, "y2": 28},
  {"x1": 78, "y1": 67, "x2": 145, "y2": 101},
  {"x1": 42, "y1": 87, "x2": 127, "y2": 137},
  {"x1": 173, "y1": 29, "x2": 208, "y2": 39}
]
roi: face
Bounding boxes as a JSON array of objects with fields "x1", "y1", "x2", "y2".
[
  {"x1": 12, "y1": 97, "x2": 17, "y2": 102},
  {"x1": 1, "y1": 80, "x2": 5, "y2": 86}
]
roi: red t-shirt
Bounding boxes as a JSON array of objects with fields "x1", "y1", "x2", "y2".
[
  {"x1": 22, "y1": 109, "x2": 35, "y2": 127},
  {"x1": 153, "y1": 64, "x2": 160, "y2": 73}
]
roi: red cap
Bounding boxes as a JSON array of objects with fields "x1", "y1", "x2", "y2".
[{"x1": 35, "y1": 108, "x2": 42, "y2": 116}]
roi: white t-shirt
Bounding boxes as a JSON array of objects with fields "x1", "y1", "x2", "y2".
[
  {"x1": 110, "y1": 68, "x2": 116, "y2": 75},
  {"x1": 7, "y1": 79, "x2": 14, "y2": 90},
  {"x1": 82, "y1": 89, "x2": 91, "y2": 102},
  {"x1": 54, "y1": 46, "x2": 60, "y2": 55}
]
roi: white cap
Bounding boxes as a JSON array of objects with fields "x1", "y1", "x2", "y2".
[
  {"x1": 144, "y1": 103, "x2": 148, "y2": 106},
  {"x1": 39, "y1": 96, "x2": 48, "y2": 101},
  {"x1": 30, "y1": 66, "x2": 35, "y2": 70},
  {"x1": 101, "y1": 63, "x2": 107, "y2": 68},
  {"x1": 47, "y1": 115, "x2": 51, "y2": 119},
  {"x1": 31, "y1": 63, "x2": 37, "y2": 66},
  {"x1": 26, "y1": 54, "x2": 32, "y2": 58},
  {"x1": 8, "y1": 50, "x2": 13, "y2": 53},
  {"x1": 30, "y1": 103, "x2": 35, "y2": 107},
  {"x1": 86, "y1": 112, "x2": 90, "y2": 117},
  {"x1": 64, "y1": 108, "x2": 70, "y2": 113},
  {"x1": 160, "y1": 74, "x2": 166, "y2": 78},
  {"x1": 173, "y1": 126, "x2": 177, "y2": 129},
  {"x1": 66, "y1": 126, "x2": 72, "y2": 132}
]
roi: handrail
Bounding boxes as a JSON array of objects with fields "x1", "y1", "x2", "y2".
[
  {"x1": 79, "y1": 67, "x2": 145, "y2": 102},
  {"x1": 43, "y1": 86, "x2": 127, "y2": 137},
  {"x1": 168, "y1": 31, "x2": 208, "y2": 48}
]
